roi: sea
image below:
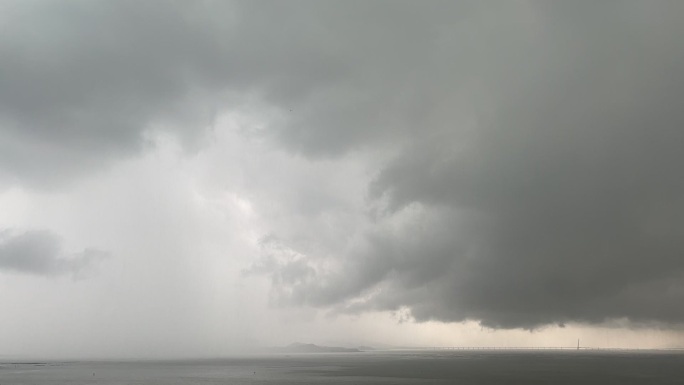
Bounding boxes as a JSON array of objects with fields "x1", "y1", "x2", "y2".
[{"x1": 2, "y1": 350, "x2": 683, "y2": 384}]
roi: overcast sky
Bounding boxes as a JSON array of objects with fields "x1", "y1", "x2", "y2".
[{"x1": 2, "y1": 0, "x2": 684, "y2": 359}]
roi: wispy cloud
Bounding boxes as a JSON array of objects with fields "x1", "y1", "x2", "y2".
[{"x1": 0, "y1": 229, "x2": 108, "y2": 278}]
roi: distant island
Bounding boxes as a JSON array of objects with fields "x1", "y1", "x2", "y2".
[{"x1": 273, "y1": 342, "x2": 363, "y2": 353}]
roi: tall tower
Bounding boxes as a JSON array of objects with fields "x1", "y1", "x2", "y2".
[{"x1": 577, "y1": 339, "x2": 579, "y2": 350}]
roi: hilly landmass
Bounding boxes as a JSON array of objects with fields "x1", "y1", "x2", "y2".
[{"x1": 273, "y1": 342, "x2": 362, "y2": 353}]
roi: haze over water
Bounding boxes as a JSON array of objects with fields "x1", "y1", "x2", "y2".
[{"x1": 3, "y1": 351, "x2": 684, "y2": 384}]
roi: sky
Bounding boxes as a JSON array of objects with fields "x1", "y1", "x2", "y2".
[{"x1": 2, "y1": 0, "x2": 684, "y2": 359}]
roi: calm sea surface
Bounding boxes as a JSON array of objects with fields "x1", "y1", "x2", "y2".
[{"x1": 2, "y1": 350, "x2": 683, "y2": 384}]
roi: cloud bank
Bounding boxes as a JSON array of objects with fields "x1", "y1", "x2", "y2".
[{"x1": 2, "y1": 0, "x2": 684, "y2": 330}]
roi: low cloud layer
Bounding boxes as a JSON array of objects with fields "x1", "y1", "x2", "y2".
[
  {"x1": 0, "y1": 230, "x2": 107, "y2": 277},
  {"x1": 3, "y1": 0, "x2": 684, "y2": 332},
  {"x1": 239, "y1": 1, "x2": 684, "y2": 329}
]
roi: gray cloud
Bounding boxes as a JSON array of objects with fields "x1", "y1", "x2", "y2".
[
  {"x1": 363, "y1": 1, "x2": 684, "y2": 328},
  {"x1": 0, "y1": 0, "x2": 415, "y2": 186},
  {"x1": 1, "y1": 1, "x2": 227, "y2": 186},
  {"x1": 4, "y1": 0, "x2": 684, "y2": 330},
  {"x1": 244, "y1": 1, "x2": 684, "y2": 329},
  {"x1": 0, "y1": 229, "x2": 107, "y2": 277},
  {"x1": 0, "y1": 0, "x2": 482, "y2": 187}
]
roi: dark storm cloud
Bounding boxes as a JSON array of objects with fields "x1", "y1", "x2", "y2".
[
  {"x1": 0, "y1": 0, "x2": 228, "y2": 186},
  {"x1": 0, "y1": 229, "x2": 107, "y2": 277},
  {"x1": 1, "y1": 0, "x2": 461, "y2": 186},
  {"x1": 246, "y1": 1, "x2": 684, "y2": 328},
  {"x1": 363, "y1": 1, "x2": 684, "y2": 328},
  {"x1": 5, "y1": 0, "x2": 684, "y2": 328}
]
